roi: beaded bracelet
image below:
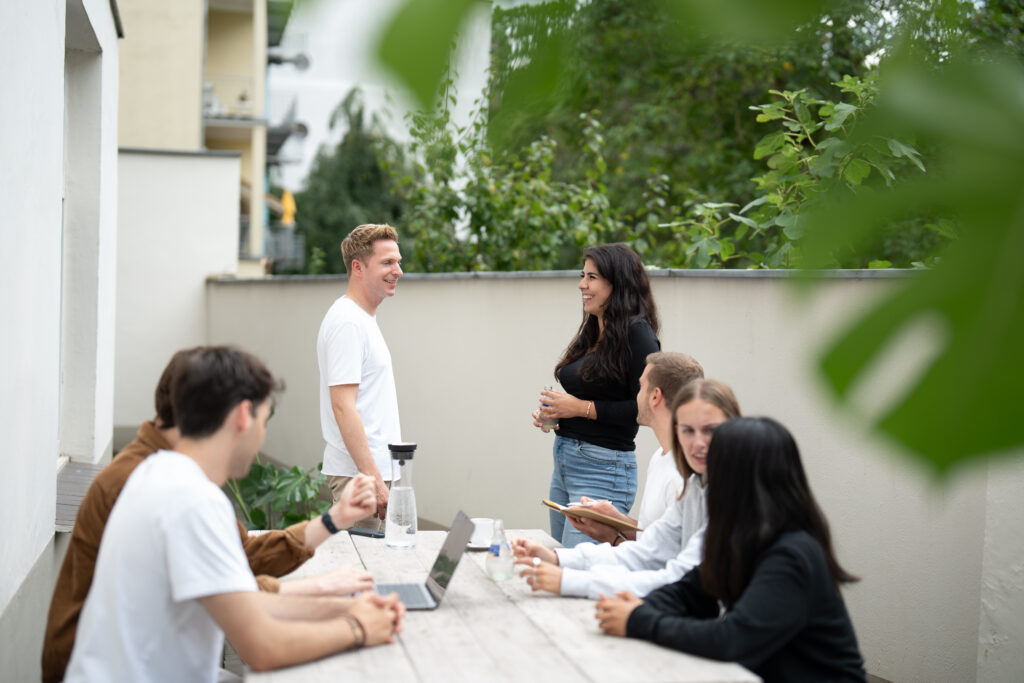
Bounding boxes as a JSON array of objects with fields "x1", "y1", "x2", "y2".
[
  {"x1": 343, "y1": 613, "x2": 365, "y2": 649},
  {"x1": 585, "y1": 401, "x2": 593, "y2": 419}
]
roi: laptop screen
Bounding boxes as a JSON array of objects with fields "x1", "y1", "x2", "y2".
[{"x1": 425, "y1": 510, "x2": 474, "y2": 601}]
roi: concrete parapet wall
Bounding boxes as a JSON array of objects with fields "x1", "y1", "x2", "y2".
[{"x1": 205, "y1": 270, "x2": 1020, "y2": 683}]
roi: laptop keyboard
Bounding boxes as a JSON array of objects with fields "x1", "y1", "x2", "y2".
[{"x1": 376, "y1": 582, "x2": 435, "y2": 608}]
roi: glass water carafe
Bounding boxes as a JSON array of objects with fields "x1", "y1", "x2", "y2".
[{"x1": 384, "y1": 442, "x2": 418, "y2": 548}]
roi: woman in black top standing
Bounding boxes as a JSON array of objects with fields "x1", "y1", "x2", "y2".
[
  {"x1": 534, "y1": 244, "x2": 660, "y2": 548},
  {"x1": 595, "y1": 417, "x2": 866, "y2": 683}
]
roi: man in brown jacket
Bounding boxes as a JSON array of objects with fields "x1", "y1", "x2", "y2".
[{"x1": 42, "y1": 347, "x2": 379, "y2": 683}]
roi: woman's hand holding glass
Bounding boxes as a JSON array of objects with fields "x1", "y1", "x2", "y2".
[
  {"x1": 538, "y1": 389, "x2": 591, "y2": 421},
  {"x1": 532, "y1": 408, "x2": 558, "y2": 433}
]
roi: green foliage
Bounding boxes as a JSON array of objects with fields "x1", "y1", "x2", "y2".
[
  {"x1": 306, "y1": 246, "x2": 327, "y2": 275},
  {"x1": 486, "y1": 0, "x2": 889, "y2": 238},
  {"x1": 226, "y1": 456, "x2": 330, "y2": 530},
  {"x1": 374, "y1": 0, "x2": 1024, "y2": 472},
  {"x1": 802, "y1": 54, "x2": 1024, "y2": 469},
  {"x1": 396, "y1": 82, "x2": 626, "y2": 271},
  {"x1": 655, "y1": 74, "x2": 942, "y2": 269},
  {"x1": 296, "y1": 88, "x2": 410, "y2": 274}
]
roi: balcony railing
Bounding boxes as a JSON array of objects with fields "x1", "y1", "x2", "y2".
[
  {"x1": 204, "y1": 75, "x2": 257, "y2": 119},
  {"x1": 266, "y1": 223, "x2": 305, "y2": 272}
]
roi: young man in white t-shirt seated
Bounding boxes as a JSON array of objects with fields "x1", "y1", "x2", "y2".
[
  {"x1": 567, "y1": 351, "x2": 703, "y2": 544},
  {"x1": 65, "y1": 346, "x2": 404, "y2": 682}
]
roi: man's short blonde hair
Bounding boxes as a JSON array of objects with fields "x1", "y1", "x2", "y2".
[
  {"x1": 341, "y1": 224, "x2": 399, "y2": 273},
  {"x1": 645, "y1": 351, "x2": 704, "y2": 402}
]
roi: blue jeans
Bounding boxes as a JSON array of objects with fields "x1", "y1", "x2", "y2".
[{"x1": 548, "y1": 436, "x2": 637, "y2": 548}]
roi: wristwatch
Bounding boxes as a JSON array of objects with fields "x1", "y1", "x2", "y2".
[{"x1": 321, "y1": 510, "x2": 341, "y2": 534}]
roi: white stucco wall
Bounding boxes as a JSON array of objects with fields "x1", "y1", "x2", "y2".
[
  {"x1": 977, "y1": 457, "x2": 1024, "y2": 682},
  {"x1": 113, "y1": 150, "x2": 240, "y2": 433},
  {"x1": 0, "y1": 0, "x2": 66, "y2": 618},
  {"x1": 206, "y1": 271, "x2": 1022, "y2": 682},
  {"x1": 61, "y1": 0, "x2": 120, "y2": 465},
  {"x1": 0, "y1": 0, "x2": 119, "y2": 625}
]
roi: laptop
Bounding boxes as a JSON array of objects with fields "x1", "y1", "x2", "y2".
[{"x1": 374, "y1": 510, "x2": 475, "y2": 610}]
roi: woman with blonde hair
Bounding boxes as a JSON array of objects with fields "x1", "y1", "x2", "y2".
[{"x1": 515, "y1": 379, "x2": 739, "y2": 599}]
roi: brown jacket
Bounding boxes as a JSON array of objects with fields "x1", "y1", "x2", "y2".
[{"x1": 41, "y1": 421, "x2": 314, "y2": 683}]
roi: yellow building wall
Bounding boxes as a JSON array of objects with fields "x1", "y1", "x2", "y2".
[
  {"x1": 206, "y1": 9, "x2": 262, "y2": 118},
  {"x1": 205, "y1": 1, "x2": 268, "y2": 257},
  {"x1": 118, "y1": 0, "x2": 205, "y2": 149},
  {"x1": 206, "y1": 127, "x2": 266, "y2": 257}
]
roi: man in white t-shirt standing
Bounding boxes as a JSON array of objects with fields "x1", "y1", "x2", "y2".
[
  {"x1": 65, "y1": 346, "x2": 401, "y2": 682},
  {"x1": 568, "y1": 351, "x2": 704, "y2": 543},
  {"x1": 318, "y1": 224, "x2": 403, "y2": 528}
]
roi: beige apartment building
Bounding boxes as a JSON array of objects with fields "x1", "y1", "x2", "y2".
[{"x1": 118, "y1": 0, "x2": 294, "y2": 265}]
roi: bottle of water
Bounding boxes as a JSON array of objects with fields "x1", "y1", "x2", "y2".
[
  {"x1": 385, "y1": 443, "x2": 418, "y2": 548},
  {"x1": 486, "y1": 519, "x2": 514, "y2": 581},
  {"x1": 540, "y1": 386, "x2": 559, "y2": 430}
]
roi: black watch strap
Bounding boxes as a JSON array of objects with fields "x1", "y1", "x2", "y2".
[{"x1": 321, "y1": 510, "x2": 341, "y2": 535}]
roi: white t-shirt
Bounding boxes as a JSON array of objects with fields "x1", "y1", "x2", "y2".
[
  {"x1": 556, "y1": 473, "x2": 707, "y2": 599},
  {"x1": 317, "y1": 295, "x2": 401, "y2": 478},
  {"x1": 636, "y1": 447, "x2": 684, "y2": 532},
  {"x1": 65, "y1": 450, "x2": 258, "y2": 683}
]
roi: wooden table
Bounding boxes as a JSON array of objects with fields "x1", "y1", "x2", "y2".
[{"x1": 246, "y1": 530, "x2": 759, "y2": 682}]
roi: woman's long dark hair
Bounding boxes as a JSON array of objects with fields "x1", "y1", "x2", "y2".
[
  {"x1": 700, "y1": 417, "x2": 857, "y2": 603},
  {"x1": 554, "y1": 244, "x2": 659, "y2": 384}
]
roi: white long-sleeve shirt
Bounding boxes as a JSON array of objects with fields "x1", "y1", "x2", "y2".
[{"x1": 555, "y1": 473, "x2": 706, "y2": 600}]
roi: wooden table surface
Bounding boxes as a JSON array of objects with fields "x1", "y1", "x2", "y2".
[{"x1": 246, "y1": 529, "x2": 759, "y2": 683}]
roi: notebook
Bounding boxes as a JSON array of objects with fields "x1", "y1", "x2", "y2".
[
  {"x1": 542, "y1": 499, "x2": 642, "y2": 533},
  {"x1": 374, "y1": 510, "x2": 474, "y2": 610}
]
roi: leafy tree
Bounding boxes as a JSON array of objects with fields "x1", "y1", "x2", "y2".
[
  {"x1": 396, "y1": 77, "x2": 624, "y2": 272},
  {"x1": 488, "y1": 0, "x2": 879, "y2": 229},
  {"x1": 649, "y1": 73, "x2": 947, "y2": 269},
  {"x1": 296, "y1": 88, "x2": 411, "y2": 274},
  {"x1": 375, "y1": 0, "x2": 1024, "y2": 473}
]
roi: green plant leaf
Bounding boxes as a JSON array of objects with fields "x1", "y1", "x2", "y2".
[
  {"x1": 887, "y1": 138, "x2": 927, "y2": 173},
  {"x1": 248, "y1": 508, "x2": 267, "y2": 530},
  {"x1": 660, "y1": 0, "x2": 830, "y2": 45},
  {"x1": 843, "y1": 158, "x2": 871, "y2": 185},
  {"x1": 824, "y1": 102, "x2": 857, "y2": 131},
  {"x1": 729, "y1": 213, "x2": 759, "y2": 229},
  {"x1": 800, "y1": 55, "x2": 1024, "y2": 472},
  {"x1": 376, "y1": 0, "x2": 484, "y2": 110},
  {"x1": 754, "y1": 131, "x2": 787, "y2": 160}
]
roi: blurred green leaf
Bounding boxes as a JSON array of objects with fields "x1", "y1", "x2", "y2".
[
  {"x1": 803, "y1": 54, "x2": 1024, "y2": 471},
  {"x1": 487, "y1": 35, "x2": 568, "y2": 150},
  {"x1": 376, "y1": 0, "x2": 483, "y2": 109},
  {"x1": 843, "y1": 158, "x2": 871, "y2": 185},
  {"x1": 754, "y1": 131, "x2": 788, "y2": 160},
  {"x1": 659, "y1": 0, "x2": 831, "y2": 45},
  {"x1": 887, "y1": 138, "x2": 926, "y2": 172}
]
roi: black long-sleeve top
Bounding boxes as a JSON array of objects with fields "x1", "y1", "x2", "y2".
[
  {"x1": 556, "y1": 319, "x2": 660, "y2": 452},
  {"x1": 626, "y1": 530, "x2": 866, "y2": 683}
]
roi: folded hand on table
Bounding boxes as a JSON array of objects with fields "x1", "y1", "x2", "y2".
[
  {"x1": 350, "y1": 591, "x2": 405, "y2": 646},
  {"x1": 595, "y1": 591, "x2": 643, "y2": 637}
]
